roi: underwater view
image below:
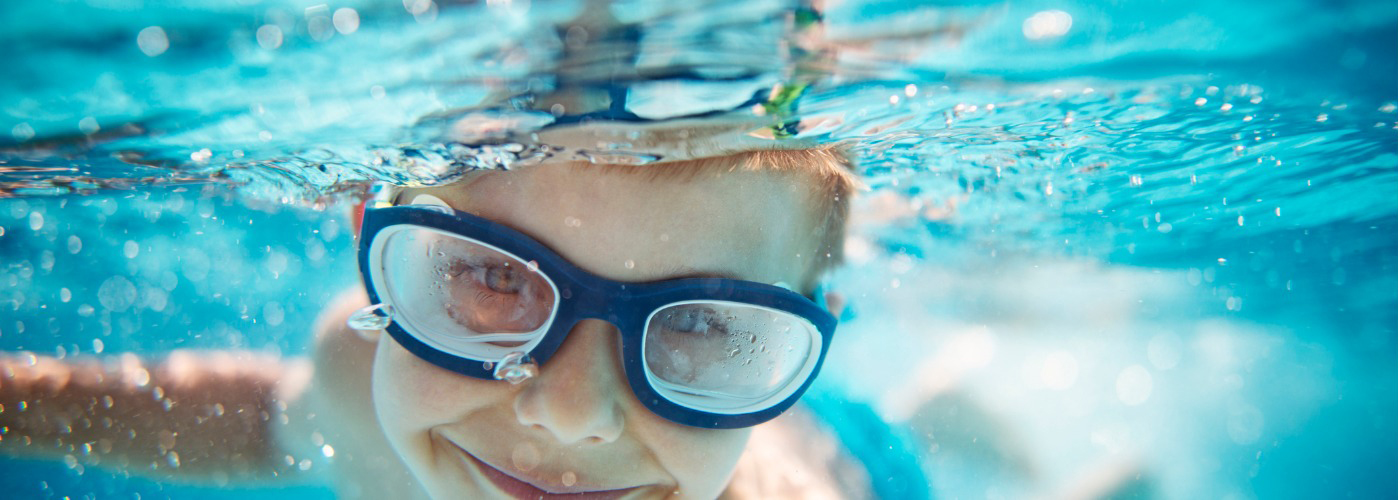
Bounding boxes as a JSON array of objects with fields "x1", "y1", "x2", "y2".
[{"x1": 1, "y1": 0, "x2": 1395, "y2": 498}]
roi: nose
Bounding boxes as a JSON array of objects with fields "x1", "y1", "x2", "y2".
[{"x1": 513, "y1": 319, "x2": 626, "y2": 444}]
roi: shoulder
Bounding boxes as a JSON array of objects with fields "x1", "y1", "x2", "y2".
[
  {"x1": 304, "y1": 287, "x2": 378, "y2": 423},
  {"x1": 313, "y1": 289, "x2": 376, "y2": 365},
  {"x1": 294, "y1": 288, "x2": 429, "y2": 498}
]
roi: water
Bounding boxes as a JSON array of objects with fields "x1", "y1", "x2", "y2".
[{"x1": 1, "y1": 0, "x2": 1395, "y2": 498}]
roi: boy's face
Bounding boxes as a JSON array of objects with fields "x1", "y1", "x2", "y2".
[{"x1": 370, "y1": 162, "x2": 823, "y2": 499}]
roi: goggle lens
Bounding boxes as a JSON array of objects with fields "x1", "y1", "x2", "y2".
[
  {"x1": 378, "y1": 227, "x2": 557, "y2": 355},
  {"x1": 644, "y1": 302, "x2": 818, "y2": 412}
]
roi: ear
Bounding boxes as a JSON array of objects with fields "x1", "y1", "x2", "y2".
[{"x1": 349, "y1": 198, "x2": 367, "y2": 237}]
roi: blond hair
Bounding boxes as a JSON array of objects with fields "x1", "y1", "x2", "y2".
[{"x1": 586, "y1": 145, "x2": 860, "y2": 290}]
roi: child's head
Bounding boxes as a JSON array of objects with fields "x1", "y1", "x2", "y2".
[{"x1": 357, "y1": 146, "x2": 856, "y2": 498}]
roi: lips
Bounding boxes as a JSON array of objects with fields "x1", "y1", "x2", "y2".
[{"x1": 447, "y1": 440, "x2": 639, "y2": 500}]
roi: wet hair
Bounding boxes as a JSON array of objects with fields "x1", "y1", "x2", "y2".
[{"x1": 586, "y1": 145, "x2": 860, "y2": 290}]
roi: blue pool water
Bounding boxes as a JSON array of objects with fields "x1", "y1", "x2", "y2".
[{"x1": 1, "y1": 0, "x2": 1395, "y2": 498}]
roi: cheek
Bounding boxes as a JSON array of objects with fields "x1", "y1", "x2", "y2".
[
  {"x1": 372, "y1": 336, "x2": 508, "y2": 450},
  {"x1": 644, "y1": 423, "x2": 751, "y2": 498}
]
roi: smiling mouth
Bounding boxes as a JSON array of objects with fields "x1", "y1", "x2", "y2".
[{"x1": 447, "y1": 440, "x2": 640, "y2": 500}]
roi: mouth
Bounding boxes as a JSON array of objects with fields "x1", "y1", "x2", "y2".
[{"x1": 446, "y1": 439, "x2": 640, "y2": 500}]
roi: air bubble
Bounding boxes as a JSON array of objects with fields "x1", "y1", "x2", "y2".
[
  {"x1": 347, "y1": 303, "x2": 394, "y2": 331},
  {"x1": 493, "y1": 351, "x2": 538, "y2": 384}
]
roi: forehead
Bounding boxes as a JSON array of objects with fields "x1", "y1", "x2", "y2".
[{"x1": 412, "y1": 163, "x2": 819, "y2": 285}]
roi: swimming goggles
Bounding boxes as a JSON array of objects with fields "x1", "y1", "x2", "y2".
[{"x1": 353, "y1": 196, "x2": 836, "y2": 429}]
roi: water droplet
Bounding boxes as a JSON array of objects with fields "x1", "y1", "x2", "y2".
[
  {"x1": 511, "y1": 442, "x2": 541, "y2": 472},
  {"x1": 92, "y1": 339, "x2": 103, "y2": 354},
  {"x1": 347, "y1": 303, "x2": 394, "y2": 331},
  {"x1": 256, "y1": 24, "x2": 284, "y2": 50},
  {"x1": 97, "y1": 276, "x2": 138, "y2": 313},
  {"x1": 1022, "y1": 9, "x2": 1072, "y2": 40},
  {"x1": 129, "y1": 368, "x2": 150, "y2": 387},
  {"x1": 493, "y1": 351, "x2": 538, "y2": 384},
  {"x1": 166, "y1": 451, "x2": 181, "y2": 468},
  {"x1": 157, "y1": 430, "x2": 177, "y2": 452},
  {"x1": 10, "y1": 124, "x2": 33, "y2": 142},
  {"x1": 299, "y1": 458, "x2": 312, "y2": 471},
  {"x1": 322, "y1": 444, "x2": 335, "y2": 458},
  {"x1": 213, "y1": 403, "x2": 224, "y2": 416},
  {"x1": 562, "y1": 471, "x2": 577, "y2": 487},
  {"x1": 101, "y1": 396, "x2": 113, "y2": 409},
  {"x1": 136, "y1": 26, "x2": 169, "y2": 57},
  {"x1": 333, "y1": 8, "x2": 360, "y2": 35},
  {"x1": 624, "y1": 260, "x2": 636, "y2": 269}
]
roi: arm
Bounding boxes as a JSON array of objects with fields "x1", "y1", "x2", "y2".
[{"x1": 0, "y1": 349, "x2": 312, "y2": 484}]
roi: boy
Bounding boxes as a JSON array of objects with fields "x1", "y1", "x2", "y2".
[{"x1": 0, "y1": 130, "x2": 883, "y2": 498}]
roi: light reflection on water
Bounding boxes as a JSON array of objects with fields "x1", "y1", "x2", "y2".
[{"x1": 0, "y1": 0, "x2": 1395, "y2": 498}]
